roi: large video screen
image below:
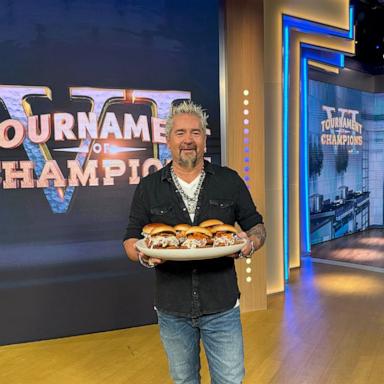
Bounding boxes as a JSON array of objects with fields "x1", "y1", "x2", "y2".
[
  {"x1": 0, "y1": 0, "x2": 221, "y2": 344},
  {"x1": 308, "y1": 79, "x2": 384, "y2": 245}
]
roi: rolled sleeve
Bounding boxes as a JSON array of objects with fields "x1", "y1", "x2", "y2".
[{"x1": 235, "y1": 176, "x2": 263, "y2": 231}]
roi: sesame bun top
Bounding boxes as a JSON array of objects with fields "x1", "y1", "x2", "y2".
[
  {"x1": 174, "y1": 223, "x2": 191, "y2": 231},
  {"x1": 199, "y1": 219, "x2": 224, "y2": 228},
  {"x1": 185, "y1": 226, "x2": 213, "y2": 237},
  {"x1": 150, "y1": 225, "x2": 177, "y2": 236},
  {"x1": 210, "y1": 224, "x2": 238, "y2": 234},
  {"x1": 142, "y1": 222, "x2": 163, "y2": 234}
]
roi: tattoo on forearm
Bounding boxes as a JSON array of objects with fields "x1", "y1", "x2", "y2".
[{"x1": 246, "y1": 223, "x2": 266, "y2": 249}]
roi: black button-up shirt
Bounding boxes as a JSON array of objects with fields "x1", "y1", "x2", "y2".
[{"x1": 124, "y1": 160, "x2": 263, "y2": 317}]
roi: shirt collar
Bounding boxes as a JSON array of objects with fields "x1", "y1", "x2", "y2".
[{"x1": 161, "y1": 160, "x2": 215, "y2": 182}]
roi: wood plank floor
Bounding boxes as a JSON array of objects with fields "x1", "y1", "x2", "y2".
[
  {"x1": 311, "y1": 228, "x2": 384, "y2": 269},
  {"x1": 0, "y1": 259, "x2": 383, "y2": 384}
]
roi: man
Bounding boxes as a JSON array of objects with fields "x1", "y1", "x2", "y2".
[{"x1": 123, "y1": 101, "x2": 266, "y2": 384}]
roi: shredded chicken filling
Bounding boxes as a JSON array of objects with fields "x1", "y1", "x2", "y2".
[
  {"x1": 181, "y1": 238, "x2": 208, "y2": 248},
  {"x1": 148, "y1": 235, "x2": 179, "y2": 248}
]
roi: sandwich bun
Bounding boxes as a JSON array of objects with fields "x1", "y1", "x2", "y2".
[
  {"x1": 150, "y1": 225, "x2": 177, "y2": 236},
  {"x1": 210, "y1": 224, "x2": 238, "y2": 234},
  {"x1": 186, "y1": 226, "x2": 213, "y2": 237},
  {"x1": 181, "y1": 226, "x2": 212, "y2": 248},
  {"x1": 199, "y1": 219, "x2": 224, "y2": 228},
  {"x1": 174, "y1": 223, "x2": 191, "y2": 232},
  {"x1": 142, "y1": 222, "x2": 163, "y2": 235}
]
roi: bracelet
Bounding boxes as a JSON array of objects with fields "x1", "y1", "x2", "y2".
[
  {"x1": 138, "y1": 254, "x2": 155, "y2": 269},
  {"x1": 237, "y1": 240, "x2": 255, "y2": 259}
]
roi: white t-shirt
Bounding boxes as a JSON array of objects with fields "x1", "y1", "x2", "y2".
[{"x1": 176, "y1": 174, "x2": 201, "y2": 222}]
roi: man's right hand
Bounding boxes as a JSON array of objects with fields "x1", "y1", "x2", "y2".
[
  {"x1": 123, "y1": 238, "x2": 165, "y2": 266},
  {"x1": 137, "y1": 250, "x2": 165, "y2": 267}
]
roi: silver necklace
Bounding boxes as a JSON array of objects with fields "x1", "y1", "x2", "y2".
[{"x1": 171, "y1": 166, "x2": 205, "y2": 215}]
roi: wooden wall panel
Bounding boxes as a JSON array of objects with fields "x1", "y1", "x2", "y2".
[{"x1": 223, "y1": 0, "x2": 266, "y2": 311}]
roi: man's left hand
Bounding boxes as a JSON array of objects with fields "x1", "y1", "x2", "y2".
[
  {"x1": 227, "y1": 231, "x2": 253, "y2": 259},
  {"x1": 227, "y1": 223, "x2": 266, "y2": 259}
]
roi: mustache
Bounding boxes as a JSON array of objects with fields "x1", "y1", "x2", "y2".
[{"x1": 179, "y1": 146, "x2": 197, "y2": 151}]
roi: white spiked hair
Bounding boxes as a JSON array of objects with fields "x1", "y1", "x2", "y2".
[{"x1": 165, "y1": 100, "x2": 208, "y2": 138}]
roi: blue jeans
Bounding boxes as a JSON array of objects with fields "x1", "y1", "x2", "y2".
[{"x1": 157, "y1": 306, "x2": 245, "y2": 384}]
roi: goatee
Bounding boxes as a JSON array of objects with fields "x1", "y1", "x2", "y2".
[{"x1": 177, "y1": 157, "x2": 197, "y2": 169}]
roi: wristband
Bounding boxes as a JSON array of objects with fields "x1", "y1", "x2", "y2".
[
  {"x1": 237, "y1": 240, "x2": 255, "y2": 259},
  {"x1": 138, "y1": 254, "x2": 155, "y2": 269}
]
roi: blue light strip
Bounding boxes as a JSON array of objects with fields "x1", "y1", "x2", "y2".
[
  {"x1": 282, "y1": 7, "x2": 354, "y2": 279},
  {"x1": 283, "y1": 7, "x2": 354, "y2": 39},
  {"x1": 301, "y1": 57, "x2": 310, "y2": 255},
  {"x1": 301, "y1": 45, "x2": 345, "y2": 66},
  {"x1": 349, "y1": 7, "x2": 354, "y2": 39},
  {"x1": 283, "y1": 25, "x2": 290, "y2": 280}
]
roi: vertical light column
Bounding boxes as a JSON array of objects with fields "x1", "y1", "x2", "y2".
[
  {"x1": 243, "y1": 89, "x2": 251, "y2": 190},
  {"x1": 242, "y1": 88, "x2": 253, "y2": 285}
]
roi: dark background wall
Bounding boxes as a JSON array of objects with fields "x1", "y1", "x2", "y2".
[{"x1": 0, "y1": 0, "x2": 221, "y2": 345}]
